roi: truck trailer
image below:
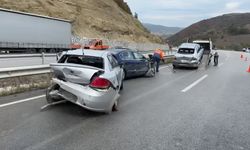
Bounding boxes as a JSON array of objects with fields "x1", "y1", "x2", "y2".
[{"x1": 0, "y1": 8, "x2": 72, "y2": 53}]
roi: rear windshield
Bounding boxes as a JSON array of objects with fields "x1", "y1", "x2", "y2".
[
  {"x1": 178, "y1": 48, "x2": 195, "y2": 54},
  {"x1": 58, "y1": 55, "x2": 104, "y2": 69}
]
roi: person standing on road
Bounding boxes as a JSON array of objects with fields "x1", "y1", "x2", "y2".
[
  {"x1": 153, "y1": 48, "x2": 165, "y2": 72},
  {"x1": 214, "y1": 52, "x2": 219, "y2": 66},
  {"x1": 208, "y1": 52, "x2": 213, "y2": 65}
]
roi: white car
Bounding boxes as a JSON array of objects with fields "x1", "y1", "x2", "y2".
[
  {"x1": 46, "y1": 49, "x2": 124, "y2": 114},
  {"x1": 173, "y1": 43, "x2": 204, "y2": 69},
  {"x1": 243, "y1": 48, "x2": 250, "y2": 53}
]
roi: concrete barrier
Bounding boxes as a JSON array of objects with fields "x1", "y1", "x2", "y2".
[
  {"x1": 0, "y1": 73, "x2": 51, "y2": 96},
  {"x1": 0, "y1": 65, "x2": 51, "y2": 96}
]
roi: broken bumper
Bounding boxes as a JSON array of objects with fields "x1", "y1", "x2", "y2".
[
  {"x1": 51, "y1": 78, "x2": 119, "y2": 112},
  {"x1": 173, "y1": 60, "x2": 199, "y2": 67}
]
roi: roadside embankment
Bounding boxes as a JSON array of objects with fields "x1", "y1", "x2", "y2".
[{"x1": 0, "y1": 73, "x2": 51, "y2": 96}]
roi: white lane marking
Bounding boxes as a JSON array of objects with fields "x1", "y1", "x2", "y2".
[
  {"x1": 181, "y1": 74, "x2": 208, "y2": 93},
  {"x1": 218, "y1": 63, "x2": 224, "y2": 67},
  {"x1": 0, "y1": 95, "x2": 45, "y2": 108},
  {"x1": 122, "y1": 71, "x2": 195, "y2": 107}
]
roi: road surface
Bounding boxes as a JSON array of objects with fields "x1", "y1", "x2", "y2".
[{"x1": 0, "y1": 50, "x2": 250, "y2": 150}]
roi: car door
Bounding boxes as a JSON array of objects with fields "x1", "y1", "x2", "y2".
[
  {"x1": 197, "y1": 46, "x2": 203, "y2": 61},
  {"x1": 133, "y1": 52, "x2": 149, "y2": 75},
  {"x1": 118, "y1": 51, "x2": 138, "y2": 77},
  {"x1": 107, "y1": 54, "x2": 122, "y2": 89}
]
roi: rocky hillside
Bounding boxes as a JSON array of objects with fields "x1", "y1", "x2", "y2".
[
  {"x1": 168, "y1": 13, "x2": 250, "y2": 50},
  {"x1": 0, "y1": 0, "x2": 162, "y2": 43}
]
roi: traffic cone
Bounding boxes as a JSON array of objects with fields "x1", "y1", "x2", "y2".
[{"x1": 247, "y1": 65, "x2": 250, "y2": 73}]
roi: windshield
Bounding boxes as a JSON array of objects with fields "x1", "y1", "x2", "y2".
[{"x1": 178, "y1": 48, "x2": 195, "y2": 54}]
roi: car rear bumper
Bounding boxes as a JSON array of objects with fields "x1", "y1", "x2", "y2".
[
  {"x1": 173, "y1": 60, "x2": 199, "y2": 67},
  {"x1": 51, "y1": 78, "x2": 118, "y2": 113}
]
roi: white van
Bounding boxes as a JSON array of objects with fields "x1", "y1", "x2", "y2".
[
  {"x1": 243, "y1": 48, "x2": 250, "y2": 53},
  {"x1": 173, "y1": 43, "x2": 204, "y2": 69}
]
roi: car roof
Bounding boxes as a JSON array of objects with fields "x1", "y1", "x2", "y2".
[
  {"x1": 108, "y1": 48, "x2": 134, "y2": 54},
  {"x1": 63, "y1": 49, "x2": 109, "y2": 57},
  {"x1": 179, "y1": 43, "x2": 199, "y2": 49}
]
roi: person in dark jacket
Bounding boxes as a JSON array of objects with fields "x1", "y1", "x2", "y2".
[{"x1": 214, "y1": 52, "x2": 219, "y2": 66}]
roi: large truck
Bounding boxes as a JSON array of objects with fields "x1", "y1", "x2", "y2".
[{"x1": 0, "y1": 8, "x2": 72, "y2": 53}]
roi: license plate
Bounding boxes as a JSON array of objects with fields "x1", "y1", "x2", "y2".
[{"x1": 181, "y1": 60, "x2": 188, "y2": 63}]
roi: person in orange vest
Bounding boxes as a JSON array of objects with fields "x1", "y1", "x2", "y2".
[{"x1": 153, "y1": 48, "x2": 165, "y2": 72}]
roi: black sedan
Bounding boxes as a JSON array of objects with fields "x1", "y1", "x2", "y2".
[{"x1": 110, "y1": 48, "x2": 155, "y2": 79}]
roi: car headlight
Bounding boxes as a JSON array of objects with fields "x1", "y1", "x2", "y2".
[{"x1": 191, "y1": 57, "x2": 198, "y2": 62}]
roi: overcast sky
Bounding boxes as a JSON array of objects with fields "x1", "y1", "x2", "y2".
[{"x1": 124, "y1": 0, "x2": 250, "y2": 27}]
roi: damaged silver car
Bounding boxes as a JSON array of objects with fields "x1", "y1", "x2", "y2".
[{"x1": 46, "y1": 49, "x2": 124, "y2": 114}]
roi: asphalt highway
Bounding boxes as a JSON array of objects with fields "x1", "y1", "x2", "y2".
[{"x1": 0, "y1": 50, "x2": 250, "y2": 150}]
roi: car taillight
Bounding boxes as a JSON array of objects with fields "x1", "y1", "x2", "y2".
[{"x1": 90, "y1": 77, "x2": 111, "y2": 89}]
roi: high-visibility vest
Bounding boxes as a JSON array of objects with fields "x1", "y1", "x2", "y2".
[{"x1": 154, "y1": 49, "x2": 164, "y2": 59}]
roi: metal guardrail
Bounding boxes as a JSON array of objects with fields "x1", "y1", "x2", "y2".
[
  {"x1": 0, "y1": 65, "x2": 51, "y2": 79},
  {"x1": 0, "y1": 53, "x2": 56, "y2": 58},
  {"x1": 0, "y1": 51, "x2": 176, "y2": 79},
  {"x1": 0, "y1": 53, "x2": 57, "y2": 65}
]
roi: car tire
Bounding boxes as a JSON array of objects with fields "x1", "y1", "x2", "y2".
[
  {"x1": 46, "y1": 84, "x2": 61, "y2": 104},
  {"x1": 120, "y1": 81, "x2": 124, "y2": 91},
  {"x1": 123, "y1": 69, "x2": 127, "y2": 80},
  {"x1": 105, "y1": 99, "x2": 119, "y2": 115},
  {"x1": 147, "y1": 61, "x2": 156, "y2": 77},
  {"x1": 148, "y1": 66, "x2": 156, "y2": 77},
  {"x1": 112, "y1": 99, "x2": 119, "y2": 112}
]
